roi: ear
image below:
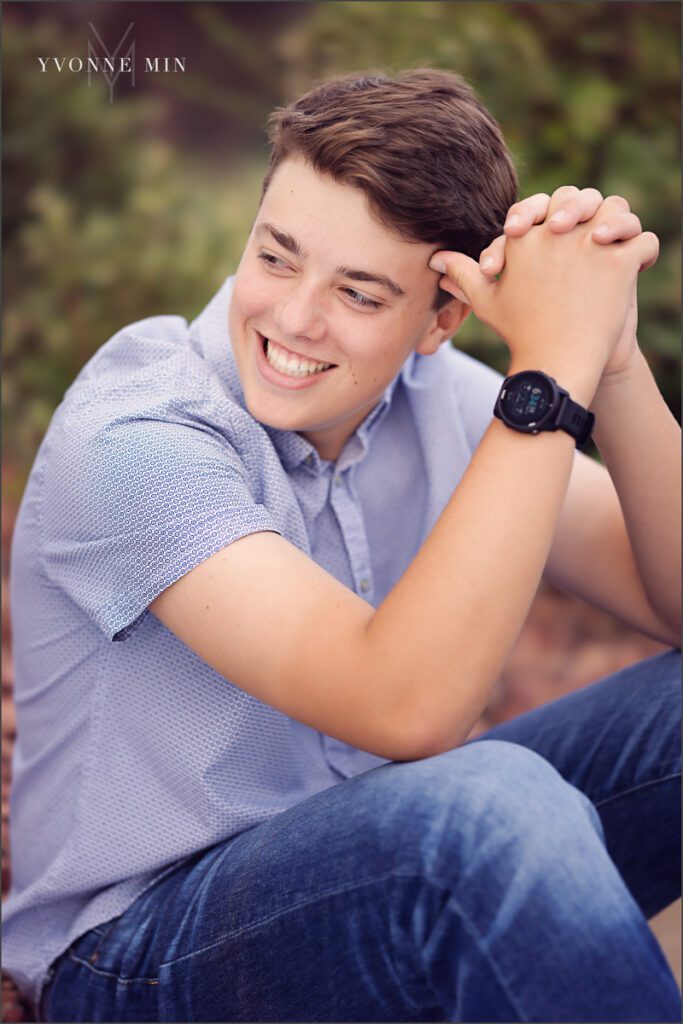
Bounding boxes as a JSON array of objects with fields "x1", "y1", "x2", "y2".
[{"x1": 415, "y1": 299, "x2": 471, "y2": 356}]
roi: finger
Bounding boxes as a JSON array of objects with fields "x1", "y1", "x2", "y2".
[
  {"x1": 429, "y1": 250, "x2": 492, "y2": 307},
  {"x1": 503, "y1": 193, "x2": 551, "y2": 235},
  {"x1": 635, "y1": 231, "x2": 659, "y2": 272},
  {"x1": 591, "y1": 212, "x2": 642, "y2": 244},
  {"x1": 600, "y1": 194, "x2": 631, "y2": 215},
  {"x1": 547, "y1": 187, "x2": 604, "y2": 231},
  {"x1": 621, "y1": 231, "x2": 660, "y2": 273},
  {"x1": 438, "y1": 279, "x2": 470, "y2": 304},
  {"x1": 479, "y1": 234, "x2": 506, "y2": 276},
  {"x1": 545, "y1": 184, "x2": 581, "y2": 223}
]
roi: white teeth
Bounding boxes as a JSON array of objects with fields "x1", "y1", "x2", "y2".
[{"x1": 264, "y1": 339, "x2": 332, "y2": 378}]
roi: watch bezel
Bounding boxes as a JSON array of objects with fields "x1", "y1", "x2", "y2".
[{"x1": 494, "y1": 370, "x2": 562, "y2": 434}]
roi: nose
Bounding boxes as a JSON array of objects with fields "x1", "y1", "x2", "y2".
[{"x1": 271, "y1": 278, "x2": 327, "y2": 344}]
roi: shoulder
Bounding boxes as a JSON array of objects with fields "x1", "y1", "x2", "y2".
[
  {"x1": 49, "y1": 314, "x2": 253, "y2": 453},
  {"x1": 36, "y1": 314, "x2": 272, "y2": 528},
  {"x1": 27, "y1": 316, "x2": 282, "y2": 638},
  {"x1": 65, "y1": 314, "x2": 220, "y2": 412}
]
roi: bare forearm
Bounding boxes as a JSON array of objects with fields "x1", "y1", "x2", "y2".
[
  {"x1": 591, "y1": 348, "x2": 681, "y2": 636},
  {"x1": 365, "y1": 362, "x2": 598, "y2": 755}
]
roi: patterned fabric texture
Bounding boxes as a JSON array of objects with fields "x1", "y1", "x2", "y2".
[{"x1": 3, "y1": 273, "x2": 503, "y2": 1006}]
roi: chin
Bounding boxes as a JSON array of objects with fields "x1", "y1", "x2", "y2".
[{"x1": 243, "y1": 391, "x2": 308, "y2": 433}]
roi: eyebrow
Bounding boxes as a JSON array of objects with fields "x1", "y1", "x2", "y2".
[{"x1": 254, "y1": 221, "x2": 406, "y2": 298}]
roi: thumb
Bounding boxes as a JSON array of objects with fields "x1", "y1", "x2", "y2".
[{"x1": 429, "y1": 251, "x2": 488, "y2": 308}]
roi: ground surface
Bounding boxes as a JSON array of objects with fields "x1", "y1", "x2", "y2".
[{"x1": 2, "y1": 494, "x2": 680, "y2": 1019}]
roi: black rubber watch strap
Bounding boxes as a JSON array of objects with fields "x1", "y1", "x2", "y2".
[{"x1": 557, "y1": 394, "x2": 595, "y2": 450}]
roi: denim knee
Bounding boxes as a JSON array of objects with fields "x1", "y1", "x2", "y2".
[{"x1": 367, "y1": 739, "x2": 606, "y2": 885}]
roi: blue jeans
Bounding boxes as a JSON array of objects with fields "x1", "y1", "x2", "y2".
[{"x1": 41, "y1": 651, "x2": 681, "y2": 1022}]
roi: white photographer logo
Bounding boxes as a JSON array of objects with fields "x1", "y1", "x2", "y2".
[{"x1": 37, "y1": 22, "x2": 186, "y2": 102}]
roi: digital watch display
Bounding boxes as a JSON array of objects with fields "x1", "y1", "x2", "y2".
[{"x1": 493, "y1": 370, "x2": 595, "y2": 449}]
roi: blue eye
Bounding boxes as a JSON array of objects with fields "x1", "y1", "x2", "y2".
[{"x1": 344, "y1": 288, "x2": 381, "y2": 310}]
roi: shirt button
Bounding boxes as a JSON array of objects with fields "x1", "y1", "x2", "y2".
[
  {"x1": 304, "y1": 454, "x2": 314, "y2": 467},
  {"x1": 359, "y1": 578, "x2": 370, "y2": 593},
  {"x1": 334, "y1": 473, "x2": 343, "y2": 486}
]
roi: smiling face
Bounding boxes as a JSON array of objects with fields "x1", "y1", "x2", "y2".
[{"x1": 228, "y1": 156, "x2": 467, "y2": 461}]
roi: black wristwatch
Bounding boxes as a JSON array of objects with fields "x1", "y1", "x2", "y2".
[{"x1": 493, "y1": 370, "x2": 595, "y2": 450}]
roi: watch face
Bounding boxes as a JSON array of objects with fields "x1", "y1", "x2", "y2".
[{"x1": 501, "y1": 372, "x2": 554, "y2": 426}]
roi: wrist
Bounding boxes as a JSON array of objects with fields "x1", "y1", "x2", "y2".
[
  {"x1": 507, "y1": 354, "x2": 604, "y2": 409},
  {"x1": 592, "y1": 347, "x2": 654, "y2": 420},
  {"x1": 599, "y1": 344, "x2": 649, "y2": 390}
]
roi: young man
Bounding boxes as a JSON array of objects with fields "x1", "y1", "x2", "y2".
[{"x1": 5, "y1": 70, "x2": 680, "y2": 1022}]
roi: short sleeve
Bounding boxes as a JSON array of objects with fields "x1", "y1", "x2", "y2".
[{"x1": 39, "y1": 394, "x2": 279, "y2": 641}]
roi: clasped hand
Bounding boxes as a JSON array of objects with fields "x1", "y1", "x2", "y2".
[{"x1": 430, "y1": 186, "x2": 659, "y2": 380}]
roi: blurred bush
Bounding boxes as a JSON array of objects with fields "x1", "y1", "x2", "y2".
[
  {"x1": 3, "y1": 3, "x2": 680, "y2": 491},
  {"x1": 2, "y1": 15, "x2": 267, "y2": 495}
]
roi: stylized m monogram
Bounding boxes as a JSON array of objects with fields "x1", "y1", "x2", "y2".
[{"x1": 88, "y1": 22, "x2": 135, "y2": 102}]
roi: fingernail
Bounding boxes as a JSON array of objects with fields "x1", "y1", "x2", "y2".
[
  {"x1": 429, "y1": 257, "x2": 446, "y2": 273},
  {"x1": 505, "y1": 214, "x2": 520, "y2": 229},
  {"x1": 549, "y1": 210, "x2": 567, "y2": 224},
  {"x1": 593, "y1": 225, "x2": 609, "y2": 238},
  {"x1": 480, "y1": 256, "x2": 494, "y2": 270}
]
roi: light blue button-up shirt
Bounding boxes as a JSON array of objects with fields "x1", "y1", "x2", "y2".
[{"x1": 4, "y1": 273, "x2": 502, "y2": 1004}]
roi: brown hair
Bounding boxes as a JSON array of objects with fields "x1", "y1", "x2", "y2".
[{"x1": 261, "y1": 69, "x2": 518, "y2": 308}]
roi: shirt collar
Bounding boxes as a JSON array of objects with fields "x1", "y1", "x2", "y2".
[{"x1": 190, "y1": 272, "x2": 409, "y2": 473}]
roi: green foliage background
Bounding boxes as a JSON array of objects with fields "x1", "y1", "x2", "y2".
[{"x1": 3, "y1": 2, "x2": 680, "y2": 495}]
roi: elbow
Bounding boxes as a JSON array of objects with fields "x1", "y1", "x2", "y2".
[
  {"x1": 397, "y1": 725, "x2": 470, "y2": 762},
  {"x1": 385, "y1": 697, "x2": 472, "y2": 763},
  {"x1": 366, "y1": 657, "x2": 492, "y2": 762}
]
